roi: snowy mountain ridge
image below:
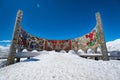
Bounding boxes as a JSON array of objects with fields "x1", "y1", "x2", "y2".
[{"x1": 106, "y1": 39, "x2": 120, "y2": 51}]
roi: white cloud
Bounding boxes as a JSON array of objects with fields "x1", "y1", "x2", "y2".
[{"x1": 0, "y1": 40, "x2": 11, "y2": 43}]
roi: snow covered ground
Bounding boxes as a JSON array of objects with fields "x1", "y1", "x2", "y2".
[
  {"x1": 0, "y1": 51, "x2": 120, "y2": 80},
  {"x1": 0, "y1": 39, "x2": 120, "y2": 80}
]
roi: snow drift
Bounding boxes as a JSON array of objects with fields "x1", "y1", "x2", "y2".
[{"x1": 0, "y1": 51, "x2": 120, "y2": 80}]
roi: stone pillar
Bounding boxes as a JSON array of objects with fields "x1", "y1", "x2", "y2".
[
  {"x1": 7, "y1": 10, "x2": 23, "y2": 65},
  {"x1": 96, "y1": 12, "x2": 109, "y2": 60}
]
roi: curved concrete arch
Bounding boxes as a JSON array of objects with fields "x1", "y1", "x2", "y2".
[
  {"x1": 32, "y1": 50, "x2": 38, "y2": 52},
  {"x1": 22, "y1": 49, "x2": 28, "y2": 52},
  {"x1": 78, "y1": 49, "x2": 84, "y2": 53},
  {"x1": 86, "y1": 48, "x2": 95, "y2": 54},
  {"x1": 95, "y1": 47, "x2": 101, "y2": 53},
  {"x1": 85, "y1": 48, "x2": 90, "y2": 53},
  {"x1": 60, "y1": 50, "x2": 66, "y2": 53},
  {"x1": 68, "y1": 50, "x2": 75, "y2": 54},
  {"x1": 15, "y1": 14, "x2": 100, "y2": 53},
  {"x1": 7, "y1": 10, "x2": 109, "y2": 65}
]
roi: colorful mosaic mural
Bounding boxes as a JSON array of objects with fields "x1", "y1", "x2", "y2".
[
  {"x1": 15, "y1": 26, "x2": 72, "y2": 51},
  {"x1": 16, "y1": 26, "x2": 45, "y2": 51},
  {"x1": 15, "y1": 25, "x2": 100, "y2": 52},
  {"x1": 73, "y1": 26, "x2": 100, "y2": 51}
]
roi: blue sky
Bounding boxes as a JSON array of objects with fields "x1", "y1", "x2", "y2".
[{"x1": 0, "y1": 0, "x2": 120, "y2": 44}]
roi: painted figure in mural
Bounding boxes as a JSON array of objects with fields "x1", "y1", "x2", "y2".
[{"x1": 85, "y1": 28, "x2": 99, "y2": 47}]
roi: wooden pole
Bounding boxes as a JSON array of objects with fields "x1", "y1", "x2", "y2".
[
  {"x1": 7, "y1": 10, "x2": 23, "y2": 65},
  {"x1": 96, "y1": 12, "x2": 109, "y2": 60}
]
